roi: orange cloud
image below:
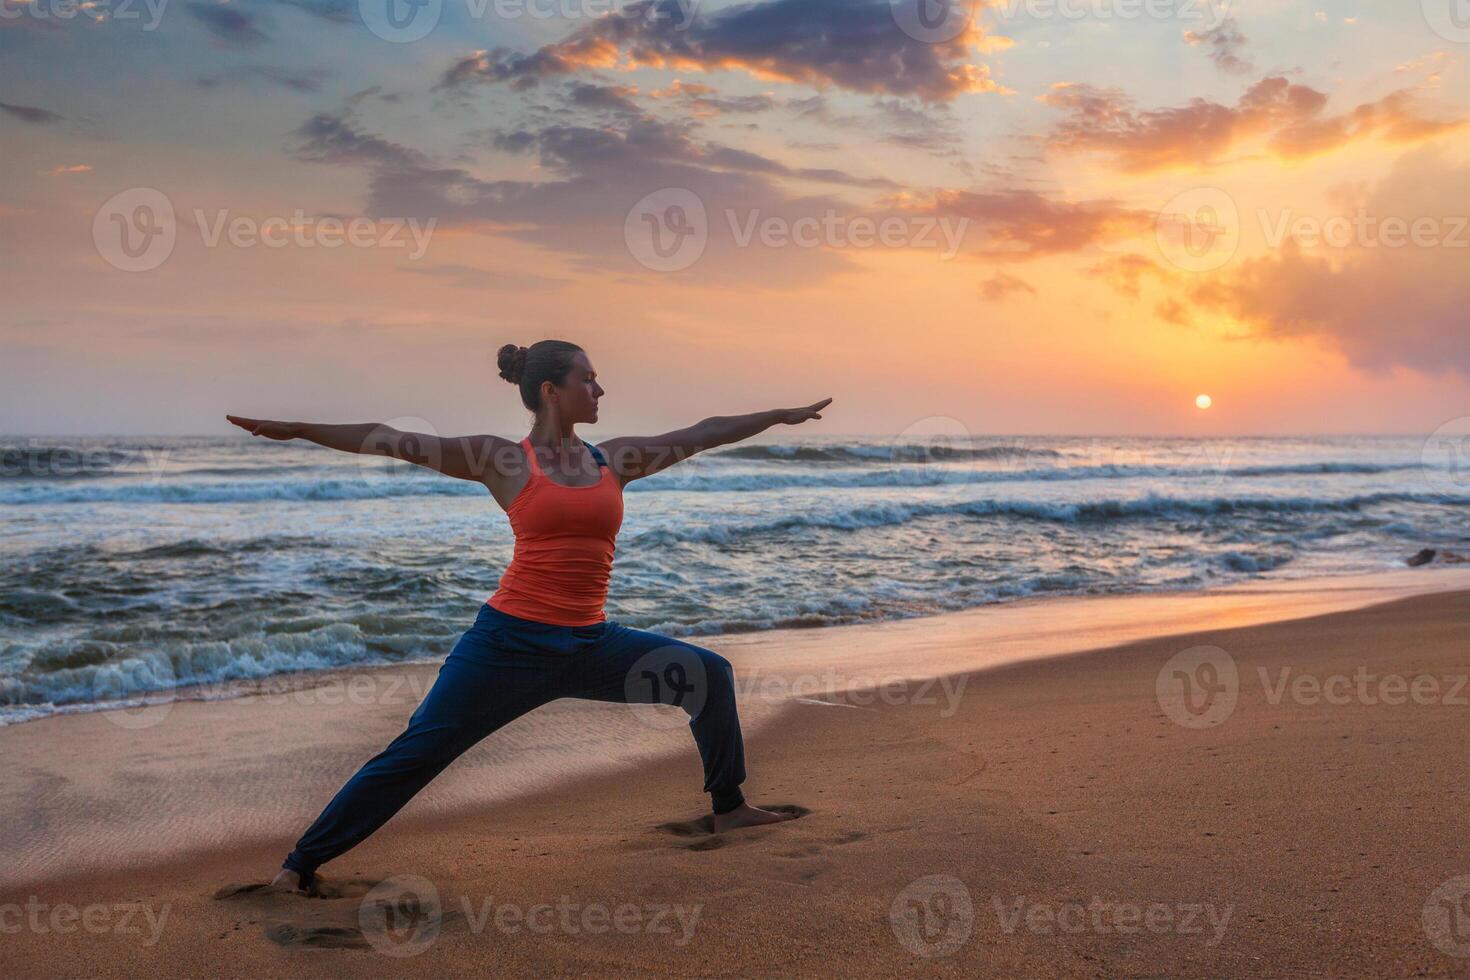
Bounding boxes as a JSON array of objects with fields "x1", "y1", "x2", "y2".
[
  {"x1": 1040, "y1": 77, "x2": 1463, "y2": 173},
  {"x1": 979, "y1": 271, "x2": 1037, "y2": 301},
  {"x1": 1086, "y1": 254, "x2": 1172, "y2": 299},
  {"x1": 649, "y1": 80, "x2": 717, "y2": 99},
  {"x1": 924, "y1": 190, "x2": 1155, "y2": 258},
  {"x1": 1089, "y1": 149, "x2": 1470, "y2": 379}
]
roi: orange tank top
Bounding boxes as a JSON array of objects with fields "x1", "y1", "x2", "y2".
[{"x1": 487, "y1": 437, "x2": 624, "y2": 626}]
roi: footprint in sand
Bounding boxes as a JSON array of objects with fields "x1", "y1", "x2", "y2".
[
  {"x1": 687, "y1": 837, "x2": 728, "y2": 851},
  {"x1": 264, "y1": 922, "x2": 369, "y2": 949},
  {"x1": 655, "y1": 804, "x2": 812, "y2": 850},
  {"x1": 656, "y1": 815, "x2": 716, "y2": 838},
  {"x1": 213, "y1": 878, "x2": 377, "y2": 901},
  {"x1": 777, "y1": 829, "x2": 869, "y2": 860},
  {"x1": 655, "y1": 811, "x2": 817, "y2": 852},
  {"x1": 214, "y1": 875, "x2": 455, "y2": 954}
]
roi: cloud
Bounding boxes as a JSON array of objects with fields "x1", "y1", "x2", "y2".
[
  {"x1": 870, "y1": 97, "x2": 963, "y2": 154},
  {"x1": 1191, "y1": 239, "x2": 1470, "y2": 377},
  {"x1": 436, "y1": 0, "x2": 1009, "y2": 103},
  {"x1": 293, "y1": 99, "x2": 1158, "y2": 288},
  {"x1": 566, "y1": 81, "x2": 643, "y2": 116},
  {"x1": 438, "y1": 46, "x2": 602, "y2": 94},
  {"x1": 1040, "y1": 76, "x2": 1463, "y2": 173},
  {"x1": 1184, "y1": 16, "x2": 1251, "y2": 75},
  {"x1": 181, "y1": 0, "x2": 349, "y2": 47},
  {"x1": 649, "y1": 80, "x2": 779, "y2": 116},
  {"x1": 1086, "y1": 253, "x2": 1172, "y2": 299},
  {"x1": 488, "y1": 129, "x2": 537, "y2": 154},
  {"x1": 1154, "y1": 297, "x2": 1190, "y2": 325},
  {"x1": 1268, "y1": 88, "x2": 1463, "y2": 159},
  {"x1": 292, "y1": 113, "x2": 428, "y2": 169},
  {"x1": 0, "y1": 100, "x2": 62, "y2": 124},
  {"x1": 40, "y1": 164, "x2": 91, "y2": 176},
  {"x1": 490, "y1": 112, "x2": 898, "y2": 189},
  {"x1": 397, "y1": 263, "x2": 570, "y2": 291},
  {"x1": 1093, "y1": 149, "x2": 1470, "y2": 379},
  {"x1": 979, "y1": 272, "x2": 1036, "y2": 301},
  {"x1": 185, "y1": 1, "x2": 268, "y2": 46},
  {"x1": 922, "y1": 189, "x2": 1155, "y2": 259},
  {"x1": 1191, "y1": 148, "x2": 1470, "y2": 376},
  {"x1": 270, "y1": 0, "x2": 356, "y2": 22},
  {"x1": 290, "y1": 107, "x2": 857, "y2": 285},
  {"x1": 1395, "y1": 50, "x2": 1452, "y2": 81},
  {"x1": 197, "y1": 66, "x2": 332, "y2": 92},
  {"x1": 787, "y1": 94, "x2": 966, "y2": 165}
]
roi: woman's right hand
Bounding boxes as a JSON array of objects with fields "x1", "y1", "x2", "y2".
[{"x1": 226, "y1": 415, "x2": 299, "y2": 441}]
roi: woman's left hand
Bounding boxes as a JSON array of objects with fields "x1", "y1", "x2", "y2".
[{"x1": 777, "y1": 398, "x2": 832, "y2": 425}]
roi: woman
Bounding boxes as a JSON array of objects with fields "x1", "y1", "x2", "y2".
[{"x1": 226, "y1": 340, "x2": 831, "y2": 893}]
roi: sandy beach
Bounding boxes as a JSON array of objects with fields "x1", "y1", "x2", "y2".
[
  {"x1": 4, "y1": 569, "x2": 1470, "y2": 977},
  {"x1": 13, "y1": 0, "x2": 1470, "y2": 969}
]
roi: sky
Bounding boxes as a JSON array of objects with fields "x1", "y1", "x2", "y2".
[{"x1": 2, "y1": 0, "x2": 1469, "y2": 437}]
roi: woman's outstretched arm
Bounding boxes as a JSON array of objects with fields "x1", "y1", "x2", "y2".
[
  {"x1": 224, "y1": 415, "x2": 512, "y2": 484},
  {"x1": 597, "y1": 398, "x2": 831, "y2": 486}
]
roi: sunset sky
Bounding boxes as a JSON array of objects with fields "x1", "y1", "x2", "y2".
[{"x1": 2, "y1": 0, "x2": 1468, "y2": 437}]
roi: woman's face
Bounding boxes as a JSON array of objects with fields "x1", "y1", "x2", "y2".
[{"x1": 554, "y1": 351, "x2": 604, "y2": 423}]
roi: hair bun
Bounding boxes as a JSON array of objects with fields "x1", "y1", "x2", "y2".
[{"x1": 497, "y1": 344, "x2": 529, "y2": 384}]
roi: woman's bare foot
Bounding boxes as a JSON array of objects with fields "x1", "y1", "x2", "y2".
[
  {"x1": 269, "y1": 868, "x2": 308, "y2": 894},
  {"x1": 711, "y1": 803, "x2": 796, "y2": 833}
]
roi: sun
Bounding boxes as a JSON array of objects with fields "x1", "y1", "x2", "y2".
[{"x1": 1195, "y1": 394, "x2": 1213, "y2": 410}]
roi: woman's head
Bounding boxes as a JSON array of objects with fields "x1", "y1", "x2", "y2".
[{"x1": 497, "y1": 340, "x2": 603, "y2": 423}]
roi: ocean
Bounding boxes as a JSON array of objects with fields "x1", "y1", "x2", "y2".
[{"x1": 2, "y1": 433, "x2": 1466, "y2": 725}]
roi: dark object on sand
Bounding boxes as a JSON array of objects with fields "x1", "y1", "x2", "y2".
[{"x1": 1407, "y1": 549, "x2": 1437, "y2": 567}]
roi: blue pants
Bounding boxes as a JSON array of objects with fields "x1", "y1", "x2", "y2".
[{"x1": 282, "y1": 603, "x2": 747, "y2": 885}]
